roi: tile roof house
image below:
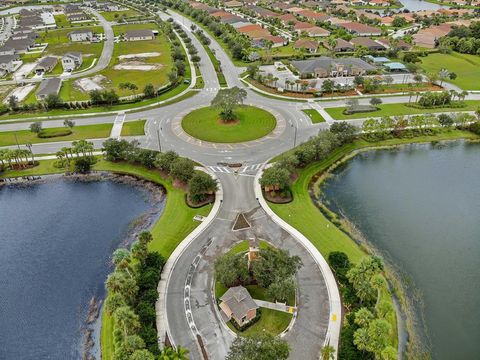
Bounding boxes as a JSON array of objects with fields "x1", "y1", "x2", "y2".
[
  {"x1": 323, "y1": 38, "x2": 354, "y2": 52},
  {"x1": 296, "y1": 9, "x2": 329, "y2": 21},
  {"x1": 339, "y1": 22, "x2": 382, "y2": 36},
  {"x1": 291, "y1": 56, "x2": 375, "y2": 78},
  {"x1": 350, "y1": 37, "x2": 386, "y2": 50},
  {"x1": 276, "y1": 13, "x2": 297, "y2": 26},
  {"x1": 36, "y1": 77, "x2": 62, "y2": 100},
  {"x1": 294, "y1": 39, "x2": 318, "y2": 53},
  {"x1": 304, "y1": 26, "x2": 330, "y2": 37},
  {"x1": 413, "y1": 24, "x2": 452, "y2": 48},
  {"x1": 220, "y1": 286, "x2": 259, "y2": 326},
  {"x1": 375, "y1": 38, "x2": 412, "y2": 50}
]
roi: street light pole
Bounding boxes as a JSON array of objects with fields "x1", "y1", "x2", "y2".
[
  {"x1": 291, "y1": 123, "x2": 297, "y2": 148},
  {"x1": 157, "y1": 127, "x2": 162, "y2": 152}
]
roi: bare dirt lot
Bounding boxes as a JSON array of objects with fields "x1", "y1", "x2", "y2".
[
  {"x1": 118, "y1": 52, "x2": 161, "y2": 60},
  {"x1": 74, "y1": 74, "x2": 109, "y2": 92},
  {"x1": 113, "y1": 61, "x2": 162, "y2": 71}
]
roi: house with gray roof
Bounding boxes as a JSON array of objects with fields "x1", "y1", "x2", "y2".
[
  {"x1": 69, "y1": 29, "x2": 93, "y2": 42},
  {"x1": 62, "y1": 52, "x2": 83, "y2": 71},
  {"x1": 219, "y1": 286, "x2": 259, "y2": 326},
  {"x1": 35, "y1": 56, "x2": 58, "y2": 74},
  {"x1": 0, "y1": 54, "x2": 19, "y2": 75},
  {"x1": 124, "y1": 29, "x2": 154, "y2": 41},
  {"x1": 36, "y1": 77, "x2": 62, "y2": 100},
  {"x1": 291, "y1": 56, "x2": 375, "y2": 78}
]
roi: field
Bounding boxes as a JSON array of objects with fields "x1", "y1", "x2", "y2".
[
  {"x1": 419, "y1": 52, "x2": 480, "y2": 90},
  {"x1": 0, "y1": 123, "x2": 112, "y2": 146},
  {"x1": 181, "y1": 105, "x2": 277, "y2": 143},
  {"x1": 325, "y1": 100, "x2": 480, "y2": 120},
  {"x1": 100, "y1": 9, "x2": 141, "y2": 22}
]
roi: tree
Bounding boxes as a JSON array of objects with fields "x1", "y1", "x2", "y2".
[
  {"x1": 347, "y1": 256, "x2": 383, "y2": 304},
  {"x1": 188, "y1": 171, "x2": 217, "y2": 203},
  {"x1": 45, "y1": 94, "x2": 63, "y2": 109},
  {"x1": 211, "y1": 86, "x2": 247, "y2": 121},
  {"x1": 8, "y1": 95, "x2": 18, "y2": 111},
  {"x1": 170, "y1": 157, "x2": 195, "y2": 183},
  {"x1": 63, "y1": 119, "x2": 75, "y2": 130},
  {"x1": 159, "y1": 346, "x2": 189, "y2": 360},
  {"x1": 329, "y1": 122, "x2": 357, "y2": 145},
  {"x1": 353, "y1": 75, "x2": 364, "y2": 87},
  {"x1": 251, "y1": 248, "x2": 302, "y2": 289},
  {"x1": 143, "y1": 83, "x2": 156, "y2": 98},
  {"x1": 259, "y1": 165, "x2": 291, "y2": 192},
  {"x1": 438, "y1": 113, "x2": 453, "y2": 127},
  {"x1": 265, "y1": 277, "x2": 296, "y2": 303},
  {"x1": 370, "y1": 97, "x2": 382, "y2": 107},
  {"x1": 154, "y1": 151, "x2": 179, "y2": 173},
  {"x1": 214, "y1": 252, "x2": 250, "y2": 288},
  {"x1": 30, "y1": 122, "x2": 43, "y2": 134},
  {"x1": 104, "y1": 90, "x2": 120, "y2": 106},
  {"x1": 130, "y1": 349, "x2": 155, "y2": 360},
  {"x1": 90, "y1": 89, "x2": 103, "y2": 104},
  {"x1": 168, "y1": 70, "x2": 178, "y2": 85},
  {"x1": 321, "y1": 79, "x2": 335, "y2": 94},
  {"x1": 413, "y1": 73, "x2": 423, "y2": 85},
  {"x1": 226, "y1": 334, "x2": 289, "y2": 360},
  {"x1": 114, "y1": 306, "x2": 140, "y2": 340},
  {"x1": 320, "y1": 344, "x2": 336, "y2": 360}
]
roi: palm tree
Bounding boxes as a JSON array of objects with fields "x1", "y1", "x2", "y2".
[
  {"x1": 114, "y1": 306, "x2": 140, "y2": 340},
  {"x1": 320, "y1": 344, "x2": 335, "y2": 360},
  {"x1": 159, "y1": 346, "x2": 189, "y2": 360},
  {"x1": 25, "y1": 143, "x2": 35, "y2": 164},
  {"x1": 460, "y1": 90, "x2": 468, "y2": 102}
]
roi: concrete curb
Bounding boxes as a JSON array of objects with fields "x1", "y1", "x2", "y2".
[
  {"x1": 156, "y1": 166, "x2": 223, "y2": 349},
  {"x1": 253, "y1": 165, "x2": 342, "y2": 359}
]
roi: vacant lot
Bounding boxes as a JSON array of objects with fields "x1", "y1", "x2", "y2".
[
  {"x1": 100, "y1": 9, "x2": 141, "y2": 22},
  {"x1": 420, "y1": 52, "x2": 480, "y2": 90}
]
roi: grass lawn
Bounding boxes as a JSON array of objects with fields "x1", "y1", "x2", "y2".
[
  {"x1": 181, "y1": 105, "x2": 276, "y2": 143},
  {"x1": 121, "y1": 119, "x2": 146, "y2": 136},
  {"x1": 100, "y1": 9, "x2": 141, "y2": 22},
  {"x1": 100, "y1": 312, "x2": 114, "y2": 360},
  {"x1": 193, "y1": 32, "x2": 227, "y2": 87},
  {"x1": 325, "y1": 100, "x2": 480, "y2": 120},
  {"x1": 228, "y1": 308, "x2": 292, "y2": 337},
  {"x1": 0, "y1": 123, "x2": 112, "y2": 146},
  {"x1": 302, "y1": 109, "x2": 325, "y2": 123},
  {"x1": 419, "y1": 52, "x2": 480, "y2": 90}
]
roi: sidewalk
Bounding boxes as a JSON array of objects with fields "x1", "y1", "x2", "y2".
[{"x1": 254, "y1": 299, "x2": 296, "y2": 314}]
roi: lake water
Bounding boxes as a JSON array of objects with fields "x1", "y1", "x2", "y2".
[
  {"x1": 321, "y1": 141, "x2": 480, "y2": 360},
  {"x1": 0, "y1": 178, "x2": 162, "y2": 359}
]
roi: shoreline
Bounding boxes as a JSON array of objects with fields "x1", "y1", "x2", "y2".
[
  {"x1": 2, "y1": 172, "x2": 166, "y2": 360},
  {"x1": 309, "y1": 140, "x2": 473, "y2": 358}
]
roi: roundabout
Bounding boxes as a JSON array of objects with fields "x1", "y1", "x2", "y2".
[{"x1": 181, "y1": 105, "x2": 277, "y2": 143}]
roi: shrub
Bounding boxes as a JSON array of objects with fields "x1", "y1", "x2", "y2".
[{"x1": 37, "y1": 129, "x2": 72, "y2": 138}]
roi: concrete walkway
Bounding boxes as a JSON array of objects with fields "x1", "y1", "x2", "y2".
[
  {"x1": 109, "y1": 112, "x2": 125, "y2": 138},
  {"x1": 254, "y1": 299, "x2": 296, "y2": 314}
]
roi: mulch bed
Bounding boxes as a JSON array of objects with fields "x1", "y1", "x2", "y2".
[
  {"x1": 232, "y1": 213, "x2": 251, "y2": 230},
  {"x1": 263, "y1": 190, "x2": 293, "y2": 204},
  {"x1": 185, "y1": 193, "x2": 215, "y2": 208}
]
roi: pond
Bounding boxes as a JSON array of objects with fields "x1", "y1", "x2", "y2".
[
  {"x1": 398, "y1": 0, "x2": 447, "y2": 12},
  {"x1": 0, "y1": 177, "x2": 164, "y2": 359},
  {"x1": 321, "y1": 141, "x2": 480, "y2": 360}
]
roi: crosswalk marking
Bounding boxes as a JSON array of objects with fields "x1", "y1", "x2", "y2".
[{"x1": 207, "y1": 163, "x2": 264, "y2": 174}]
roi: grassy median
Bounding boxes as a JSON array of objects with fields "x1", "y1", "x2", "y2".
[{"x1": 181, "y1": 105, "x2": 276, "y2": 143}]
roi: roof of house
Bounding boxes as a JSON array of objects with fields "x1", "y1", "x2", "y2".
[
  {"x1": 306, "y1": 26, "x2": 330, "y2": 36},
  {"x1": 350, "y1": 37, "x2": 385, "y2": 48},
  {"x1": 37, "y1": 56, "x2": 58, "y2": 68},
  {"x1": 339, "y1": 22, "x2": 381, "y2": 35},
  {"x1": 0, "y1": 54, "x2": 17, "y2": 64},
  {"x1": 37, "y1": 77, "x2": 62, "y2": 97},
  {"x1": 365, "y1": 55, "x2": 390, "y2": 62},
  {"x1": 220, "y1": 286, "x2": 258, "y2": 320},
  {"x1": 4, "y1": 37, "x2": 35, "y2": 51},
  {"x1": 375, "y1": 38, "x2": 411, "y2": 49},
  {"x1": 296, "y1": 9, "x2": 329, "y2": 21},
  {"x1": 294, "y1": 21, "x2": 316, "y2": 30},
  {"x1": 64, "y1": 51, "x2": 82, "y2": 59},
  {"x1": 291, "y1": 56, "x2": 375, "y2": 74},
  {"x1": 328, "y1": 38, "x2": 354, "y2": 50},
  {"x1": 237, "y1": 24, "x2": 270, "y2": 38},
  {"x1": 294, "y1": 39, "x2": 318, "y2": 50},
  {"x1": 69, "y1": 28, "x2": 93, "y2": 35},
  {"x1": 124, "y1": 29, "x2": 154, "y2": 39},
  {"x1": 384, "y1": 62, "x2": 407, "y2": 70}
]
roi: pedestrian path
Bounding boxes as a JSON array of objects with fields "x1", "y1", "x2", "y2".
[
  {"x1": 254, "y1": 299, "x2": 296, "y2": 314},
  {"x1": 310, "y1": 102, "x2": 334, "y2": 125},
  {"x1": 109, "y1": 112, "x2": 125, "y2": 138},
  {"x1": 207, "y1": 163, "x2": 264, "y2": 175}
]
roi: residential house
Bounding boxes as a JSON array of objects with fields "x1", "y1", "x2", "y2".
[
  {"x1": 35, "y1": 56, "x2": 58, "y2": 74},
  {"x1": 276, "y1": 13, "x2": 297, "y2": 26},
  {"x1": 62, "y1": 52, "x2": 83, "y2": 71},
  {"x1": 350, "y1": 37, "x2": 386, "y2": 51},
  {"x1": 36, "y1": 77, "x2": 62, "y2": 100},
  {"x1": 413, "y1": 24, "x2": 452, "y2": 48},
  {"x1": 0, "y1": 54, "x2": 19, "y2": 75},
  {"x1": 2, "y1": 38, "x2": 36, "y2": 54},
  {"x1": 291, "y1": 56, "x2": 375, "y2": 78},
  {"x1": 68, "y1": 29, "x2": 93, "y2": 42},
  {"x1": 369, "y1": 0, "x2": 390, "y2": 6},
  {"x1": 304, "y1": 26, "x2": 330, "y2": 37},
  {"x1": 224, "y1": 0, "x2": 243, "y2": 8},
  {"x1": 294, "y1": 39, "x2": 318, "y2": 53},
  {"x1": 296, "y1": 9, "x2": 329, "y2": 22},
  {"x1": 375, "y1": 38, "x2": 412, "y2": 50},
  {"x1": 323, "y1": 38, "x2": 354, "y2": 52},
  {"x1": 68, "y1": 13, "x2": 89, "y2": 22},
  {"x1": 339, "y1": 22, "x2": 382, "y2": 36},
  {"x1": 124, "y1": 29, "x2": 154, "y2": 41},
  {"x1": 219, "y1": 286, "x2": 259, "y2": 326}
]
